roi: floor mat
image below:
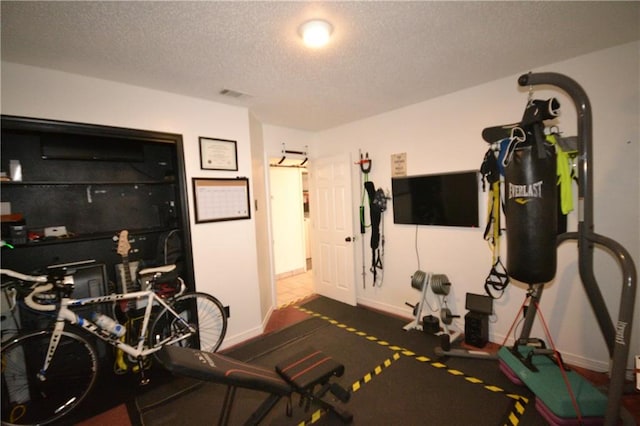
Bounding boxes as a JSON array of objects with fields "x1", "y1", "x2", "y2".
[{"x1": 136, "y1": 297, "x2": 547, "y2": 425}]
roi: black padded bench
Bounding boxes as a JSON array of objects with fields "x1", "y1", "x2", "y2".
[{"x1": 157, "y1": 345, "x2": 352, "y2": 425}]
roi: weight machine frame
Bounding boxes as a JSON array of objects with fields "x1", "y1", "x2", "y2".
[
  {"x1": 403, "y1": 272, "x2": 462, "y2": 345},
  {"x1": 508, "y1": 72, "x2": 637, "y2": 426}
]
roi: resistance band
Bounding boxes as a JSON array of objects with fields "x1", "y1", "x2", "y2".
[
  {"x1": 480, "y1": 144, "x2": 509, "y2": 299},
  {"x1": 364, "y1": 181, "x2": 387, "y2": 287},
  {"x1": 356, "y1": 152, "x2": 387, "y2": 287},
  {"x1": 357, "y1": 152, "x2": 371, "y2": 288},
  {"x1": 500, "y1": 294, "x2": 583, "y2": 424}
]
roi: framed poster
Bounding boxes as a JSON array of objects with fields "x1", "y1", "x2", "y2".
[
  {"x1": 192, "y1": 177, "x2": 251, "y2": 223},
  {"x1": 199, "y1": 137, "x2": 238, "y2": 171}
]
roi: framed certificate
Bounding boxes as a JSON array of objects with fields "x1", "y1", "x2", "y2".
[
  {"x1": 192, "y1": 177, "x2": 251, "y2": 223},
  {"x1": 199, "y1": 137, "x2": 238, "y2": 171}
]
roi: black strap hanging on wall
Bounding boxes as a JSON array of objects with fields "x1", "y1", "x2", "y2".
[
  {"x1": 356, "y1": 152, "x2": 371, "y2": 288},
  {"x1": 364, "y1": 181, "x2": 387, "y2": 287},
  {"x1": 480, "y1": 147, "x2": 509, "y2": 299}
]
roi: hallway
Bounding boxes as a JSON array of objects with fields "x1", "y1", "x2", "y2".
[{"x1": 276, "y1": 269, "x2": 314, "y2": 306}]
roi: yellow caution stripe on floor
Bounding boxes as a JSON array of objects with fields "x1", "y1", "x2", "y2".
[
  {"x1": 296, "y1": 352, "x2": 400, "y2": 425},
  {"x1": 296, "y1": 305, "x2": 531, "y2": 421},
  {"x1": 502, "y1": 394, "x2": 529, "y2": 426},
  {"x1": 351, "y1": 351, "x2": 401, "y2": 393}
]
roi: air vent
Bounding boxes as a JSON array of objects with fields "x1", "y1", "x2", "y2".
[{"x1": 219, "y1": 88, "x2": 248, "y2": 98}]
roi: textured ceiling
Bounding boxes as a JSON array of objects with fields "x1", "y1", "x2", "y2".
[{"x1": 1, "y1": 1, "x2": 639, "y2": 131}]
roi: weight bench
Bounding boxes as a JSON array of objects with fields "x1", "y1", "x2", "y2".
[{"x1": 157, "y1": 345, "x2": 353, "y2": 425}]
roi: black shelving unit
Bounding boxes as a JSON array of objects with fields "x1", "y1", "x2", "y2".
[{"x1": 0, "y1": 115, "x2": 194, "y2": 296}]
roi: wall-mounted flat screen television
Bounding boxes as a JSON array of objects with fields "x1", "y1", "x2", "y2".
[{"x1": 391, "y1": 171, "x2": 479, "y2": 227}]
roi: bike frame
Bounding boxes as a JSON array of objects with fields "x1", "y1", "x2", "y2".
[{"x1": 29, "y1": 284, "x2": 195, "y2": 379}]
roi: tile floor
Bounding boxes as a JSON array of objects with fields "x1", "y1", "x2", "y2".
[{"x1": 276, "y1": 268, "x2": 314, "y2": 306}]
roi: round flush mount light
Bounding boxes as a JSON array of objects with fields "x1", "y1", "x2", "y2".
[{"x1": 299, "y1": 19, "x2": 333, "y2": 48}]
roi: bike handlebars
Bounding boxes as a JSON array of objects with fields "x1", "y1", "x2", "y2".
[
  {"x1": 1, "y1": 268, "x2": 64, "y2": 312},
  {"x1": 0, "y1": 268, "x2": 48, "y2": 283},
  {"x1": 1, "y1": 264, "x2": 183, "y2": 312},
  {"x1": 24, "y1": 284, "x2": 57, "y2": 312}
]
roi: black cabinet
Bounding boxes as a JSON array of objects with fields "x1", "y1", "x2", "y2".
[
  {"x1": 0, "y1": 115, "x2": 194, "y2": 295},
  {"x1": 464, "y1": 312, "x2": 489, "y2": 348}
]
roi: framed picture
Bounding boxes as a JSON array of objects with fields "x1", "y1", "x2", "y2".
[
  {"x1": 192, "y1": 177, "x2": 251, "y2": 223},
  {"x1": 199, "y1": 137, "x2": 238, "y2": 171}
]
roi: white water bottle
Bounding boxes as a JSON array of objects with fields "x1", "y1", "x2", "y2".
[{"x1": 92, "y1": 312, "x2": 126, "y2": 337}]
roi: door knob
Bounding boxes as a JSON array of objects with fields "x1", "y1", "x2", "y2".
[{"x1": 345, "y1": 237, "x2": 352, "y2": 242}]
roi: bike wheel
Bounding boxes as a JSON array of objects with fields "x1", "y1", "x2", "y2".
[
  {"x1": 1, "y1": 329, "x2": 98, "y2": 425},
  {"x1": 150, "y1": 292, "x2": 227, "y2": 355}
]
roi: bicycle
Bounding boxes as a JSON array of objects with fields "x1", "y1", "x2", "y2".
[{"x1": 0, "y1": 263, "x2": 228, "y2": 425}]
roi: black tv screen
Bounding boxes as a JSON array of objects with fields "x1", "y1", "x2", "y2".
[{"x1": 391, "y1": 171, "x2": 479, "y2": 227}]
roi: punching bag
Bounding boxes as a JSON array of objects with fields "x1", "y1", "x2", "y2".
[{"x1": 504, "y1": 125, "x2": 557, "y2": 284}]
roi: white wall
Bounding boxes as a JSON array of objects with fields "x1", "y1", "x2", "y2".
[
  {"x1": 1, "y1": 62, "x2": 263, "y2": 348},
  {"x1": 314, "y1": 41, "x2": 640, "y2": 372},
  {"x1": 248, "y1": 113, "x2": 273, "y2": 325}
]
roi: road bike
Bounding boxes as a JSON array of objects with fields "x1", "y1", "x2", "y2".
[{"x1": 0, "y1": 263, "x2": 227, "y2": 425}]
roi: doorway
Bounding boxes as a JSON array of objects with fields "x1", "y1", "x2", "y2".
[
  {"x1": 269, "y1": 162, "x2": 314, "y2": 306},
  {"x1": 309, "y1": 153, "x2": 357, "y2": 305}
]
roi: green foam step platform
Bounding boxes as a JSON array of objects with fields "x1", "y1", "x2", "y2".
[{"x1": 498, "y1": 346, "x2": 607, "y2": 419}]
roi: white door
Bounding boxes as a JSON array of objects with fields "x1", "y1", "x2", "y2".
[{"x1": 310, "y1": 153, "x2": 357, "y2": 306}]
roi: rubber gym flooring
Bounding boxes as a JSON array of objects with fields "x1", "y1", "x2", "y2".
[{"x1": 135, "y1": 297, "x2": 547, "y2": 425}]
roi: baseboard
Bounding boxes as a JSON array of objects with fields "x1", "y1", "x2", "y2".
[
  {"x1": 358, "y1": 296, "x2": 618, "y2": 376},
  {"x1": 357, "y1": 297, "x2": 413, "y2": 322},
  {"x1": 263, "y1": 304, "x2": 276, "y2": 330},
  {"x1": 219, "y1": 324, "x2": 263, "y2": 352}
]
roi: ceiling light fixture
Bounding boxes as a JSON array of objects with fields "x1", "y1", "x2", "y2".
[{"x1": 299, "y1": 19, "x2": 333, "y2": 48}]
